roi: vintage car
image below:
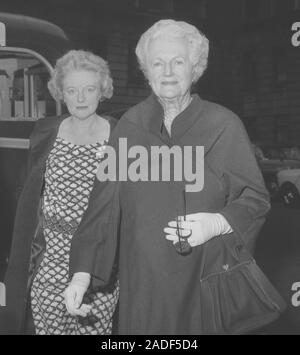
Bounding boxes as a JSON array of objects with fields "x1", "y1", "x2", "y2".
[
  {"x1": 253, "y1": 144, "x2": 300, "y2": 207},
  {"x1": 0, "y1": 12, "x2": 71, "y2": 279}
]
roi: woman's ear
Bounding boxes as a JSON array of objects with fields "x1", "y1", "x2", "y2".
[
  {"x1": 192, "y1": 66, "x2": 203, "y2": 83},
  {"x1": 60, "y1": 90, "x2": 65, "y2": 103},
  {"x1": 61, "y1": 95, "x2": 67, "y2": 105}
]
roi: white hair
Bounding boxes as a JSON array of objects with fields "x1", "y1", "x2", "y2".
[{"x1": 135, "y1": 19, "x2": 209, "y2": 83}]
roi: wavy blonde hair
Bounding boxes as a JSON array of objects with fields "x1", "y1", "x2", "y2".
[{"x1": 48, "y1": 50, "x2": 113, "y2": 102}]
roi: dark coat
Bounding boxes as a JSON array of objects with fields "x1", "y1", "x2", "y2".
[
  {"x1": 69, "y1": 94, "x2": 271, "y2": 334},
  {"x1": 0, "y1": 115, "x2": 118, "y2": 334}
]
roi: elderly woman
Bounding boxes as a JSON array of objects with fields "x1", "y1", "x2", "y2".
[
  {"x1": 3, "y1": 50, "x2": 119, "y2": 334},
  {"x1": 64, "y1": 21, "x2": 277, "y2": 334}
]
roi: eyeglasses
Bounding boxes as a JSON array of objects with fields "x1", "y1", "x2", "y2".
[{"x1": 173, "y1": 189, "x2": 192, "y2": 256}]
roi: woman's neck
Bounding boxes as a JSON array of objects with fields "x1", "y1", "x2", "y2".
[
  {"x1": 58, "y1": 113, "x2": 110, "y2": 145},
  {"x1": 159, "y1": 94, "x2": 192, "y2": 118},
  {"x1": 158, "y1": 93, "x2": 192, "y2": 134},
  {"x1": 70, "y1": 113, "x2": 99, "y2": 133}
]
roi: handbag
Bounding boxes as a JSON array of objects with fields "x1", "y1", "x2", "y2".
[{"x1": 198, "y1": 232, "x2": 287, "y2": 334}]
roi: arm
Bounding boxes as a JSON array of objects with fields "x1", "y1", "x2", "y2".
[
  {"x1": 69, "y1": 176, "x2": 121, "y2": 284},
  {"x1": 65, "y1": 177, "x2": 120, "y2": 316},
  {"x1": 69, "y1": 116, "x2": 123, "y2": 284},
  {"x1": 65, "y1": 121, "x2": 122, "y2": 316},
  {"x1": 165, "y1": 115, "x2": 270, "y2": 252},
  {"x1": 214, "y1": 116, "x2": 271, "y2": 251}
]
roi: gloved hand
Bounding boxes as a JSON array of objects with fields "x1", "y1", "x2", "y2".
[
  {"x1": 64, "y1": 272, "x2": 92, "y2": 317},
  {"x1": 164, "y1": 212, "x2": 233, "y2": 247}
]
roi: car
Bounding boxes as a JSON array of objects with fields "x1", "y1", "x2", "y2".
[
  {"x1": 277, "y1": 168, "x2": 300, "y2": 207},
  {"x1": 252, "y1": 143, "x2": 300, "y2": 207},
  {"x1": 0, "y1": 13, "x2": 71, "y2": 280}
]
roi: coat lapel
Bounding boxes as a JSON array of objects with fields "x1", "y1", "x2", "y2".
[
  {"x1": 29, "y1": 115, "x2": 66, "y2": 173},
  {"x1": 171, "y1": 94, "x2": 205, "y2": 141},
  {"x1": 140, "y1": 94, "x2": 208, "y2": 149},
  {"x1": 140, "y1": 94, "x2": 172, "y2": 145}
]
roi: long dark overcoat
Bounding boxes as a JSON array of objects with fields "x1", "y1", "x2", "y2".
[
  {"x1": 69, "y1": 94, "x2": 271, "y2": 335},
  {"x1": 0, "y1": 115, "x2": 117, "y2": 334}
]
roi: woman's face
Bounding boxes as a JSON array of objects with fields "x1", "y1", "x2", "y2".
[
  {"x1": 146, "y1": 35, "x2": 194, "y2": 101},
  {"x1": 62, "y1": 69, "x2": 101, "y2": 120}
]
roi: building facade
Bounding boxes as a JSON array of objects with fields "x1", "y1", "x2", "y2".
[{"x1": 2, "y1": 0, "x2": 300, "y2": 145}]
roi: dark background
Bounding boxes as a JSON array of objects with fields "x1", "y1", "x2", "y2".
[{"x1": 2, "y1": 0, "x2": 300, "y2": 147}]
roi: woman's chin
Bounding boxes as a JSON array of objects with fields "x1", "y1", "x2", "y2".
[
  {"x1": 71, "y1": 111, "x2": 96, "y2": 120},
  {"x1": 157, "y1": 93, "x2": 180, "y2": 102}
]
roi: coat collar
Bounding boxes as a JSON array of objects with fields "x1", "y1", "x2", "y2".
[
  {"x1": 141, "y1": 93, "x2": 204, "y2": 143},
  {"x1": 30, "y1": 114, "x2": 118, "y2": 171}
]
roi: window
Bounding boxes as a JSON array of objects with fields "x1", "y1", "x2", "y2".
[
  {"x1": 134, "y1": 0, "x2": 174, "y2": 12},
  {"x1": 127, "y1": 40, "x2": 146, "y2": 87},
  {"x1": 0, "y1": 50, "x2": 57, "y2": 121},
  {"x1": 272, "y1": 47, "x2": 288, "y2": 88},
  {"x1": 274, "y1": 116, "x2": 289, "y2": 144},
  {"x1": 243, "y1": 0, "x2": 260, "y2": 21},
  {"x1": 86, "y1": 34, "x2": 107, "y2": 59},
  {"x1": 0, "y1": 22, "x2": 5, "y2": 46},
  {"x1": 272, "y1": 0, "x2": 292, "y2": 15},
  {"x1": 243, "y1": 116, "x2": 258, "y2": 141},
  {"x1": 243, "y1": 51, "x2": 257, "y2": 92},
  {"x1": 197, "y1": 0, "x2": 207, "y2": 21}
]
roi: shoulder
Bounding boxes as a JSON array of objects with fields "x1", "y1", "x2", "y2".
[
  {"x1": 119, "y1": 96, "x2": 155, "y2": 125},
  {"x1": 200, "y1": 99, "x2": 246, "y2": 135},
  {"x1": 33, "y1": 115, "x2": 66, "y2": 132},
  {"x1": 30, "y1": 115, "x2": 66, "y2": 148},
  {"x1": 101, "y1": 115, "x2": 119, "y2": 131},
  {"x1": 202, "y1": 100, "x2": 241, "y2": 126},
  {"x1": 31, "y1": 115, "x2": 66, "y2": 140}
]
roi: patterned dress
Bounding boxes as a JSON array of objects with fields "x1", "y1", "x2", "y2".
[{"x1": 30, "y1": 137, "x2": 119, "y2": 335}]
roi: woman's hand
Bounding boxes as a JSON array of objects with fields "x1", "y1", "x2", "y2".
[
  {"x1": 164, "y1": 212, "x2": 233, "y2": 247},
  {"x1": 64, "y1": 272, "x2": 92, "y2": 317}
]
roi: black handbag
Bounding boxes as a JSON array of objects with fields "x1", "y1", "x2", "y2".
[{"x1": 198, "y1": 233, "x2": 287, "y2": 334}]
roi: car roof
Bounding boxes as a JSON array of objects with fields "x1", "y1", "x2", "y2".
[{"x1": 0, "y1": 12, "x2": 71, "y2": 65}]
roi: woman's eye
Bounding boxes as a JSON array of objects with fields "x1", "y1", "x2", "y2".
[
  {"x1": 87, "y1": 86, "x2": 97, "y2": 93},
  {"x1": 153, "y1": 62, "x2": 162, "y2": 67},
  {"x1": 65, "y1": 88, "x2": 76, "y2": 95},
  {"x1": 175, "y1": 59, "x2": 184, "y2": 65}
]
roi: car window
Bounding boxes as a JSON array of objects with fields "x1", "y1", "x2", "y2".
[{"x1": 0, "y1": 50, "x2": 57, "y2": 121}]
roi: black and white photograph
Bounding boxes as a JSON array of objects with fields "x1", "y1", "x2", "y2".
[{"x1": 0, "y1": 0, "x2": 300, "y2": 337}]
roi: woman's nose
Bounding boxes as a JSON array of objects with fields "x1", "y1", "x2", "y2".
[
  {"x1": 77, "y1": 89, "x2": 86, "y2": 102},
  {"x1": 163, "y1": 63, "x2": 173, "y2": 76}
]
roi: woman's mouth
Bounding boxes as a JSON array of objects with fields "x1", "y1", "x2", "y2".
[
  {"x1": 76, "y1": 106, "x2": 88, "y2": 109},
  {"x1": 161, "y1": 81, "x2": 178, "y2": 86}
]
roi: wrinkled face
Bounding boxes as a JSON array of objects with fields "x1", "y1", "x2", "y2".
[
  {"x1": 146, "y1": 35, "x2": 194, "y2": 101},
  {"x1": 62, "y1": 69, "x2": 101, "y2": 120}
]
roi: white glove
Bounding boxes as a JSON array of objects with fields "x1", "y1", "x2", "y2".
[
  {"x1": 164, "y1": 212, "x2": 233, "y2": 247},
  {"x1": 64, "y1": 272, "x2": 92, "y2": 317}
]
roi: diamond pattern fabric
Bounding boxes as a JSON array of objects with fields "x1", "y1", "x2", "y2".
[{"x1": 30, "y1": 137, "x2": 119, "y2": 335}]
